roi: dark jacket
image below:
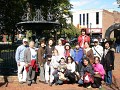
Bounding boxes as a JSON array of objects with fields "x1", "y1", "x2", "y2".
[
  {"x1": 80, "y1": 64, "x2": 94, "y2": 77},
  {"x1": 101, "y1": 48, "x2": 115, "y2": 71}
]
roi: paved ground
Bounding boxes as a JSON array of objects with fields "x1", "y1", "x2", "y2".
[{"x1": 0, "y1": 53, "x2": 120, "y2": 90}]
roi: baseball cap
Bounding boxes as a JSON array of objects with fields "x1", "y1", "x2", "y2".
[
  {"x1": 94, "y1": 39, "x2": 98, "y2": 42},
  {"x1": 23, "y1": 38, "x2": 28, "y2": 42}
]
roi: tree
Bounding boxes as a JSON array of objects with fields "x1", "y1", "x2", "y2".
[{"x1": 61, "y1": 24, "x2": 80, "y2": 39}]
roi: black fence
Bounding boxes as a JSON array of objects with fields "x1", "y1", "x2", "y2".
[{"x1": 0, "y1": 43, "x2": 18, "y2": 75}]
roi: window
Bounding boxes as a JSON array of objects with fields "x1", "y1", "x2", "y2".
[
  {"x1": 86, "y1": 13, "x2": 89, "y2": 27},
  {"x1": 79, "y1": 14, "x2": 81, "y2": 25},
  {"x1": 83, "y1": 14, "x2": 85, "y2": 25},
  {"x1": 96, "y1": 12, "x2": 99, "y2": 24}
]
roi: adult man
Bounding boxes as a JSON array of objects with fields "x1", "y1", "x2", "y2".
[
  {"x1": 15, "y1": 38, "x2": 28, "y2": 84},
  {"x1": 92, "y1": 39, "x2": 103, "y2": 60},
  {"x1": 101, "y1": 41, "x2": 115, "y2": 86},
  {"x1": 78, "y1": 29, "x2": 90, "y2": 48},
  {"x1": 24, "y1": 41, "x2": 37, "y2": 86}
]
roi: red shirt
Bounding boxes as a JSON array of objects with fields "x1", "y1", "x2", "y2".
[{"x1": 78, "y1": 35, "x2": 90, "y2": 48}]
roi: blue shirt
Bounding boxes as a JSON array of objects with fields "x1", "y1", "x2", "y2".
[
  {"x1": 15, "y1": 45, "x2": 28, "y2": 63},
  {"x1": 74, "y1": 48, "x2": 84, "y2": 62}
]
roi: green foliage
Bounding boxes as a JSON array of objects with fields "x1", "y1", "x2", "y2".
[{"x1": 61, "y1": 24, "x2": 80, "y2": 38}]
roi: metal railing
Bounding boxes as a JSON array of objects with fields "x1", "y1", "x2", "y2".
[{"x1": 0, "y1": 43, "x2": 18, "y2": 75}]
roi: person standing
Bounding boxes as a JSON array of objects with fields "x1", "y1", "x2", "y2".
[
  {"x1": 84, "y1": 42, "x2": 94, "y2": 64},
  {"x1": 44, "y1": 38, "x2": 55, "y2": 84},
  {"x1": 64, "y1": 43, "x2": 74, "y2": 59},
  {"x1": 78, "y1": 29, "x2": 90, "y2": 48},
  {"x1": 73, "y1": 42, "x2": 84, "y2": 72},
  {"x1": 24, "y1": 41, "x2": 38, "y2": 86},
  {"x1": 37, "y1": 39, "x2": 46, "y2": 83},
  {"x1": 55, "y1": 39, "x2": 65, "y2": 58},
  {"x1": 101, "y1": 41, "x2": 115, "y2": 86},
  {"x1": 92, "y1": 39, "x2": 103, "y2": 60},
  {"x1": 15, "y1": 38, "x2": 28, "y2": 84}
]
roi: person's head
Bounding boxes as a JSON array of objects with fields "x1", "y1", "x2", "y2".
[
  {"x1": 94, "y1": 56, "x2": 100, "y2": 64},
  {"x1": 64, "y1": 43, "x2": 71, "y2": 50},
  {"x1": 93, "y1": 39, "x2": 99, "y2": 46},
  {"x1": 104, "y1": 41, "x2": 110, "y2": 49},
  {"x1": 58, "y1": 39, "x2": 63, "y2": 46},
  {"x1": 22, "y1": 38, "x2": 28, "y2": 46},
  {"x1": 29, "y1": 41, "x2": 35, "y2": 48},
  {"x1": 66, "y1": 56, "x2": 74, "y2": 64},
  {"x1": 84, "y1": 41, "x2": 90, "y2": 48},
  {"x1": 39, "y1": 39, "x2": 45, "y2": 48},
  {"x1": 81, "y1": 29, "x2": 86, "y2": 36},
  {"x1": 53, "y1": 49, "x2": 59, "y2": 56},
  {"x1": 48, "y1": 38, "x2": 54, "y2": 46},
  {"x1": 83, "y1": 57, "x2": 90, "y2": 66},
  {"x1": 75, "y1": 42, "x2": 80, "y2": 49},
  {"x1": 59, "y1": 57, "x2": 66, "y2": 64}
]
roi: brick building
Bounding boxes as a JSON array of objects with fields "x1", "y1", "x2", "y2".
[{"x1": 72, "y1": 9, "x2": 120, "y2": 39}]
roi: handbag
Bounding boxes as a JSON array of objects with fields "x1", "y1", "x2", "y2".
[{"x1": 83, "y1": 72, "x2": 94, "y2": 83}]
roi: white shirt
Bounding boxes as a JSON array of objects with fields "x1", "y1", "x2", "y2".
[
  {"x1": 50, "y1": 55, "x2": 60, "y2": 68},
  {"x1": 55, "y1": 45, "x2": 65, "y2": 58},
  {"x1": 92, "y1": 45, "x2": 103, "y2": 60},
  {"x1": 67, "y1": 62, "x2": 76, "y2": 73},
  {"x1": 30, "y1": 47, "x2": 37, "y2": 60}
]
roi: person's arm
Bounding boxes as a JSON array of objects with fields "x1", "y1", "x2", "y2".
[{"x1": 15, "y1": 47, "x2": 20, "y2": 64}]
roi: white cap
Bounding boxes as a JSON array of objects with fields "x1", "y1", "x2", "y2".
[
  {"x1": 23, "y1": 38, "x2": 28, "y2": 42},
  {"x1": 94, "y1": 39, "x2": 98, "y2": 42}
]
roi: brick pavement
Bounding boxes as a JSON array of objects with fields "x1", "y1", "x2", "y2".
[{"x1": 0, "y1": 53, "x2": 120, "y2": 90}]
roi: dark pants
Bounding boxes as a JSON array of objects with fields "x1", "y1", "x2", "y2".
[
  {"x1": 105, "y1": 70, "x2": 112, "y2": 85},
  {"x1": 53, "y1": 74, "x2": 63, "y2": 85},
  {"x1": 92, "y1": 77, "x2": 102, "y2": 88},
  {"x1": 65, "y1": 70, "x2": 76, "y2": 84},
  {"x1": 27, "y1": 66, "x2": 36, "y2": 84}
]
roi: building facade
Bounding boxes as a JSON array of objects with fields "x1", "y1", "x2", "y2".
[{"x1": 72, "y1": 9, "x2": 120, "y2": 39}]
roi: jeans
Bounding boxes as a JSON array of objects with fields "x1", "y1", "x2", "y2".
[
  {"x1": 39, "y1": 64, "x2": 45, "y2": 82},
  {"x1": 105, "y1": 70, "x2": 112, "y2": 85},
  {"x1": 78, "y1": 79, "x2": 83, "y2": 85}
]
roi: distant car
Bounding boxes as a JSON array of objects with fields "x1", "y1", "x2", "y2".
[
  {"x1": 13, "y1": 40, "x2": 22, "y2": 46},
  {"x1": 69, "y1": 38, "x2": 78, "y2": 45}
]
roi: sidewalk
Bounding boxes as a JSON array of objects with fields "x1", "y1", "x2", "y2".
[{"x1": 0, "y1": 53, "x2": 120, "y2": 90}]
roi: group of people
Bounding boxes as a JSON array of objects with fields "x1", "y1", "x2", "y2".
[{"x1": 15, "y1": 29, "x2": 115, "y2": 89}]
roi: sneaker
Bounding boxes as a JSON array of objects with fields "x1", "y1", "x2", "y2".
[
  {"x1": 19, "y1": 81, "x2": 24, "y2": 84},
  {"x1": 87, "y1": 85, "x2": 91, "y2": 89}
]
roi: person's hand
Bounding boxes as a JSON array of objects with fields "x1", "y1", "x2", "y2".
[
  {"x1": 81, "y1": 76, "x2": 83, "y2": 80},
  {"x1": 17, "y1": 62, "x2": 20, "y2": 66},
  {"x1": 76, "y1": 61, "x2": 78, "y2": 64},
  {"x1": 95, "y1": 72, "x2": 99, "y2": 74},
  {"x1": 25, "y1": 63, "x2": 29, "y2": 67}
]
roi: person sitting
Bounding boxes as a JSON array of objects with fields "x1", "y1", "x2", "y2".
[
  {"x1": 53, "y1": 57, "x2": 67, "y2": 85},
  {"x1": 92, "y1": 56, "x2": 105, "y2": 88},
  {"x1": 65, "y1": 56, "x2": 76, "y2": 84},
  {"x1": 78, "y1": 57, "x2": 94, "y2": 88}
]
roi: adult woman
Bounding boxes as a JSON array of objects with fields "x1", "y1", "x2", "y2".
[
  {"x1": 78, "y1": 57, "x2": 94, "y2": 88},
  {"x1": 49, "y1": 49, "x2": 60, "y2": 86},
  {"x1": 84, "y1": 42, "x2": 94, "y2": 64},
  {"x1": 64, "y1": 43, "x2": 74, "y2": 59},
  {"x1": 65, "y1": 56, "x2": 76, "y2": 83},
  {"x1": 92, "y1": 56, "x2": 105, "y2": 88},
  {"x1": 55, "y1": 39, "x2": 65, "y2": 58}
]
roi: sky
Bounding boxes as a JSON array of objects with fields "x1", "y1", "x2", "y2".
[{"x1": 70, "y1": 0, "x2": 120, "y2": 12}]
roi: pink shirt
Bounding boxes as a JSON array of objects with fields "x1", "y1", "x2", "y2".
[{"x1": 92, "y1": 63, "x2": 105, "y2": 79}]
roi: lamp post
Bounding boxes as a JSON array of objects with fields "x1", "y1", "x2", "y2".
[{"x1": 90, "y1": 23, "x2": 92, "y2": 43}]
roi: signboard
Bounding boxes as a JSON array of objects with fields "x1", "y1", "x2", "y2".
[{"x1": 86, "y1": 28, "x2": 102, "y2": 34}]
